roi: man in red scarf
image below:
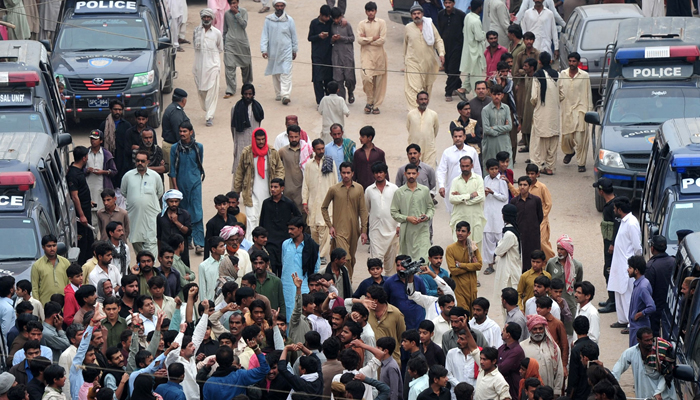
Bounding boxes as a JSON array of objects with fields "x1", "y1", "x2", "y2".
[
  {"x1": 233, "y1": 128, "x2": 285, "y2": 241},
  {"x1": 546, "y1": 234, "x2": 583, "y2": 341}
]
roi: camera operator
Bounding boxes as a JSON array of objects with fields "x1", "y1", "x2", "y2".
[{"x1": 384, "y1": 256, "x2": 428, "y2": 332}]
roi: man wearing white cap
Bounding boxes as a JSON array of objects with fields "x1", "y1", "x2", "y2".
[
  {"x1": 0, "y1": 372, "x2": 15, "y2": 400},
  {"x1": 193, "y1": 8, "x2": 224, "y2": 127},
  {"x1": 261, "y1": 0, "x2": 298, "y2": 105},
  {"x1": 121, "y1": 151, "x2": 165, "y2": 256}
]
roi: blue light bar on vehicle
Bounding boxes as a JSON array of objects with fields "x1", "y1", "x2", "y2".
[
  {"x1": 615, "y1": 46, "x2": 700, "y2": 65},
  {"x1": 671, "y1": 154, "x2": 700, "y2": 168}
]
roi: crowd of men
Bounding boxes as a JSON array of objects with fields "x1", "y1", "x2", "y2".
[{"x1": 0, "y1": 0, "x2": 688, "y2": 400}]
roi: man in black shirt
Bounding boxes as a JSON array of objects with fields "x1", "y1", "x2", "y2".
[
  {"x1": 437, "y1": 0, "x2": 465, "y2": 101},
  {"x1": 594, "y1": 178, "x2": 619, "y2": 313},
  {"x1": 161, "y1": 89, "x2": 190, "y2": 184},
  {"x1": 99, "y1": 100, "x2": 132, "y2": 188},
  {"x1": 124, "y1": 110, "x2": 157, "y2": 171},
  {"x1": 308, "y1": 5, "x2": 333, "y2": 104},
  {"x1": 204, "y1": 194, "x2": 238, "y2": 259},
  {"x1": 157, "y1": 190, "x2": 193, "y2": 267},
  {"x1": 119, "y1": 275, "x2": 140, "y2": 319},
  {"x1": 567, "y1": 316, "x2": 598, "y2": 400},
  {"x1": 67, "y1": 146, "x2": 94, "y2": 264},
  {"x1": 259, "y1": 178, "x2": 301, "y2": 275}
]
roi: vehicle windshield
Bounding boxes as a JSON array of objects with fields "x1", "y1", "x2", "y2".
[
  {"x1": 607, "y1": 87, "x2": 700, "y2": 124},
  {"x1": 0, "y1": 113, "x2": 47, "y2": 134},
  {"x1": 0, "y1": 218, "x2": 39, "y2": 260},
  {"x1": 667, "y1": 200, "x2": 700, "y2": 243},
  {"x1": 581, "y1": 20, "x2": 622, "y2": 51},
  {"x1": 56, "y1": 18, "x2": 149, "y2": 51}
]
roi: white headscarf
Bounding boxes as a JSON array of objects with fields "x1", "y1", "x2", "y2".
[{"x1": 161, "y1": 189, "x2": 183, "y2": 216}]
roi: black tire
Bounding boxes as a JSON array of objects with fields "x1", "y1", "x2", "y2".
[{"x1": 595, "y1": 186, "x2": 605, "y2": 212}]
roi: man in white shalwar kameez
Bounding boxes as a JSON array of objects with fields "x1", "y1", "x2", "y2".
[
  {"x1": 403, "y1": 3, "x2": 445, "y2": 109},
  {"x1": 365, "y1": 163, "x2": 400, "y2": 277},
  {"x1": 530, "y1": 52, "x2": 563, "y2": 175},
  {"x1": 261, "y1": 0, "x2": 298, "y2": 104},
  {"x1": 642, "y1": 0, "x2": 664, "y2": 17},
  {"x1": 437, "y1": 127, "x2": 481, "y2": 214},
  {"x1": 168, "y1": 0, "x2": 186, "y2": 50},
  {"x1": 608, "y1": 197, "x2": 642, "y2": 328},
  {"x1": 520, "y1": 0, "x2": 558, "y2": 57},
  {"x1": 482, "y1": 159, "x2": 508, "y2": 274},
  {"x1": 193, "y1": 9, "x2": 224, "y2": 127}
]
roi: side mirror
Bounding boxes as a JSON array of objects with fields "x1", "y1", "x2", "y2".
[
  {"x1": 56, "y1": 242, "x2": 68, "y2": 257},
  {"x1": 39, "y1": 39, "x2": 52, "y2": 52},
  {"x1": 57, "y1": 133, "x2": 72, "y2": 147},
  {"x1": 158, "y1": 36, "x2": 171, "y2": 50},
  {"x1": 585, "y1": 111, "x2": 601, "y2": 125},
  {"x1": 673, "y1": 364, "x2": 694, "y2": 381}
]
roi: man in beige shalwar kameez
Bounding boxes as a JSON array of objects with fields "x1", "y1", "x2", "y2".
[
  {"x1": 406, "y1": 92, "x2": 441, "y2": 166},
  {"x1": 302, "y1": 140, "x2": 338, "y2": 262},
  {"x1": 559, "y1": 52, "x2": 593, "y2": 173},
  {"x1": 193, "y1": 9, "x2": 224, "y2": 127},
  {"x1": 403, "y1": 3, "x2": 445, "y2": 109},
  {"x1": 357, "y1": 2, "x2": 388, "y2": 115}
]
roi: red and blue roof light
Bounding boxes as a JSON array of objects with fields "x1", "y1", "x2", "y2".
[{"x1": 615, "y1": 45, "x2": 700, "y2": 65}]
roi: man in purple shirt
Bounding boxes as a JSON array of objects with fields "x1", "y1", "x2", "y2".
[
  {"x1": 497, "y1": 321, "x2": 525, "y2": 399},
  {"x1": 627, "y1": 256, "x2": 655, "y2": 347},
  {"x1": 353, "y1": 126, "x2": 386, "y2": 189}
]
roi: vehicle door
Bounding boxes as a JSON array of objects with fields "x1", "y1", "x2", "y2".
[
  {"x1": 679, "y1": 308, "x2": 700, "y2": 399},
  {"x1": 645, "y1": 189, "x2": 670, "y2": 258},
  {"x1": 146, "y1": 12, "x2": 166, "y2": 87},
  {"x1": 560, "y1": 11, "x2": 579, "y2": 68},
  {"x1": 39, "y1": 57, "x2": 68, "y2": 135},
  {"x1": 154, "y1": 0, "x2": 175, "y2": 71},
  {"x1": 642, "y1": 140, "x2": 664, "y2": 256}
]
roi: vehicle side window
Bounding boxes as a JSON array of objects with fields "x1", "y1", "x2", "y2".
[
  {"x1": 38, "y1": 209, "x2": 53, "y2": 237},
  {"x1": 156, "y1": 0, "x2": 170, "y2": 36},
  {"x1": 645, "y1": 142, "x2": 662, "y2": 212},
  {"x1": 147, "y1": 13, "x2": 159, "y2": 42},
  {"x1": 567, "y1": 14, "x2": 580, "y2": 43},
  {"x1": 657, "y1": 191, "x2": 669, "y2": 234},
  {"x1": 39, "y1": 160, "x2": 60, "y2": 221}
]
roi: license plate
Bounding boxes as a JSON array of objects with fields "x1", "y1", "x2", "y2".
[{"x1": 88, "y1": 98, "x2": 110, "y2": 108}]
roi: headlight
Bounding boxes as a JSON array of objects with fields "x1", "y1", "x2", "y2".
[
  {"x1": 599, "y1": 149, "x2": 624, "y2": 168},
  {"x1": 131, "y1": 70, "x2": 155, "y2": 88},
  {"x1": 55, "y1": 74, "x2": 65, "y2": 86}
]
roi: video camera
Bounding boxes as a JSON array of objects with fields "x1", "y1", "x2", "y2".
[{"x1": 398, "y1": 256, "x2": 425, "y2": 279}]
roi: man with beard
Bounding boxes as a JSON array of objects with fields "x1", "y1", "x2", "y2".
[
  {"x1": 67, "y1": 147, "x2": 95, "y2": 265},
  {"x1": 446, "y1": 222, "x2": 482, "y2": 313},
  {"x1": 204, "y1": 195, "x2": 238, "y2": 260},
  {"x1": 441, "y1": 306, "x2": 488, "y2": 355},
  {"x1": 103, "y1": 346, "x2": 130, "y2": 400},
  {"x1": 137, "y1": 127, "x2": 166, "y2": 177},
  {"x1": 437, "y1": 0, "x2": 465, "y2": 102},
  {"x1": 366, "y1": 163, "x2": 400, "y2": 276},
  {"x1": 157, "y1": 190, "x2": 192, "y2": 267},
  {"x1": 449, "y1": 103, "x2": 479, "y2": 157},
  {"x1": 278, "y1": 125, "x2": 310, "y2": 213},
  {"x1": 125, "y1": 111, "x2": 153, "y2": 170},
  {"x1": 99, "y1": 100, "x2": 133, "y2": 188},
  {"x1": 308, "y1": 5, "x2": 333, "y2": 105},
  {"x1": 607, "y1": 196, "x2": 641, "y2": 332},
  {"x1": 522, "y1": 314, "x2": 564, "y2": 396},
  {"x1": 231, "y1": 84, "x2": 264, "y2": 179},
  {"x1": 437, "y1": 127, "x2": 481, "y2": 215},
  {"x1": 171, "y1": 122, "x2": 205, "y2": 255},
  {"x1": 627, "y1": 256, "x2": 655, "y2": 347},
  {"x1": 406, "y1": 92, "x2": 440, "y2": 166},
  {"x1": 330, "y1": 306, "x2": 348, "y2": 338},
  {"x1": 72, "y1": 285, "x2": 97, "y2": 326},
  {"x1": 85, "y1": 130, "x2": 117, "y2": 224},
  {"x1": 260, "y1": 179, "x2": 302, "y2": 276},
  {"x1": 261, "y1": 1, "x2": 298, "y2": 105},
  {"x1": 644, "y1": 236, "x2": 674, "y2": 337},
  {"x1": 395, "y1": 145, "x2": 436, "y2": 195},
  {"x1": 445, "y1": 326, "x2": 480, "y2": 388},
  {"x1": 303, "y1": 139, "x2": 338, "y2": 263},
  {"x1": 132, "y1": 251, "x2": 163, "y2": 296},
  {"x1": 403, "y1": 3, "x2": 445, "y2": 109},
  {"x1": 122, "y1": 151, "x2": 164, "y2": 256},
  {"x1": 193, "y1": 9, "x2": 224, "y2": 127},
  {"x1": 119, "y1": 275, "x2": 139, "y2": 318}
]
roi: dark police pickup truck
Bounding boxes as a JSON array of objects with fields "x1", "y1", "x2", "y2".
[
  {"x1": 52, "y1": 0, "x2": 175, "y2": 127},
  {"x1": 585, "y1": 18, "x2": 700, "y2": 211}
]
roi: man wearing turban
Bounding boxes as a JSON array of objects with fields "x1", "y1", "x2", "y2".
[
  {"x1": 522, "y1": 314, "x2": 565, "y2": 396},
  {"x1": 193, "y1": 8, "x2": 224, "y2": 127},
  {"x1": 546, "y1": 234, "x2": 583, "y2": 340}
]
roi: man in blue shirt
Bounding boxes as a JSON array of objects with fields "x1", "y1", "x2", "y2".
[
  {"x1": 420, "y1": 246, "x2": 450, "y2": 297},
  {"x1": 352, "y1": 258, "x2": 386, "y2": 298},
  {"x1": 0, "y1": 276, "x2": 16, "y2": 352},
  {"x1": 627, "y1": 256, "x2": 655, "y2": 347},
  {"x1": 202, "y1": 338, "x2": 270, "y2": 400},
  {"x1": 155, "y1": 363, "x2": 187, "y2": 400},
  {"x1": 384, "y1": 261, "x2": 427, "y2": 331},
  {"x1": 325, "y1": 124, "x2": 356, "y2": 181}
]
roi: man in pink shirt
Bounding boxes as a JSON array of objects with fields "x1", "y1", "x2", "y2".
[{"x1": 485, "y1": 31, "x2": 508, "y2": 77}]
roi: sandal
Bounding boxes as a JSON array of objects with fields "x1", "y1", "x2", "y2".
[
  {"x1": 348, "y1": 93, "x2": 355, "y2": 104},
  {"x1": 578, "y1": 166, "x2": 586, "y2": 172},
  {"x1": 364, "y1": 104, "x2": 373, "y2": 114},
  {"x1": 372, "y1": 107, "x2": 380, "y2": 114},
  {"x1": 518, "y1": 147, "x2": 529, "y2": 153},
  {"x1": 541, "y1": 168, "x2": 554, "y2": 175}
]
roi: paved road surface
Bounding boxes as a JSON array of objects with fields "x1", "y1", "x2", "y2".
[{"x1": 69, "y1": 0, "x2": 636, "y2": 395}]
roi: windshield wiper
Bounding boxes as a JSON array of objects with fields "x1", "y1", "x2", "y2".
[
  {"x1": 120, "y1": 47, "x2": 148, "y2": 51},
  {"x1": 75, "y1": 48, "x2": 110, "y2": 52},
  {"x1": 0, "y1": 257, "x2": 36, "y2": 262},
  {"x1": 622, "y1": 122, "x2": 661, "y2": 126}
]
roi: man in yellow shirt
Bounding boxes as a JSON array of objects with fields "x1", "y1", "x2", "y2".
[
  {"x1": 31, "y1": 234, "x2": 70, "y2": 305},
  {"x1": 516, "y1": 250, "x2": 551, "y2": 310}
]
